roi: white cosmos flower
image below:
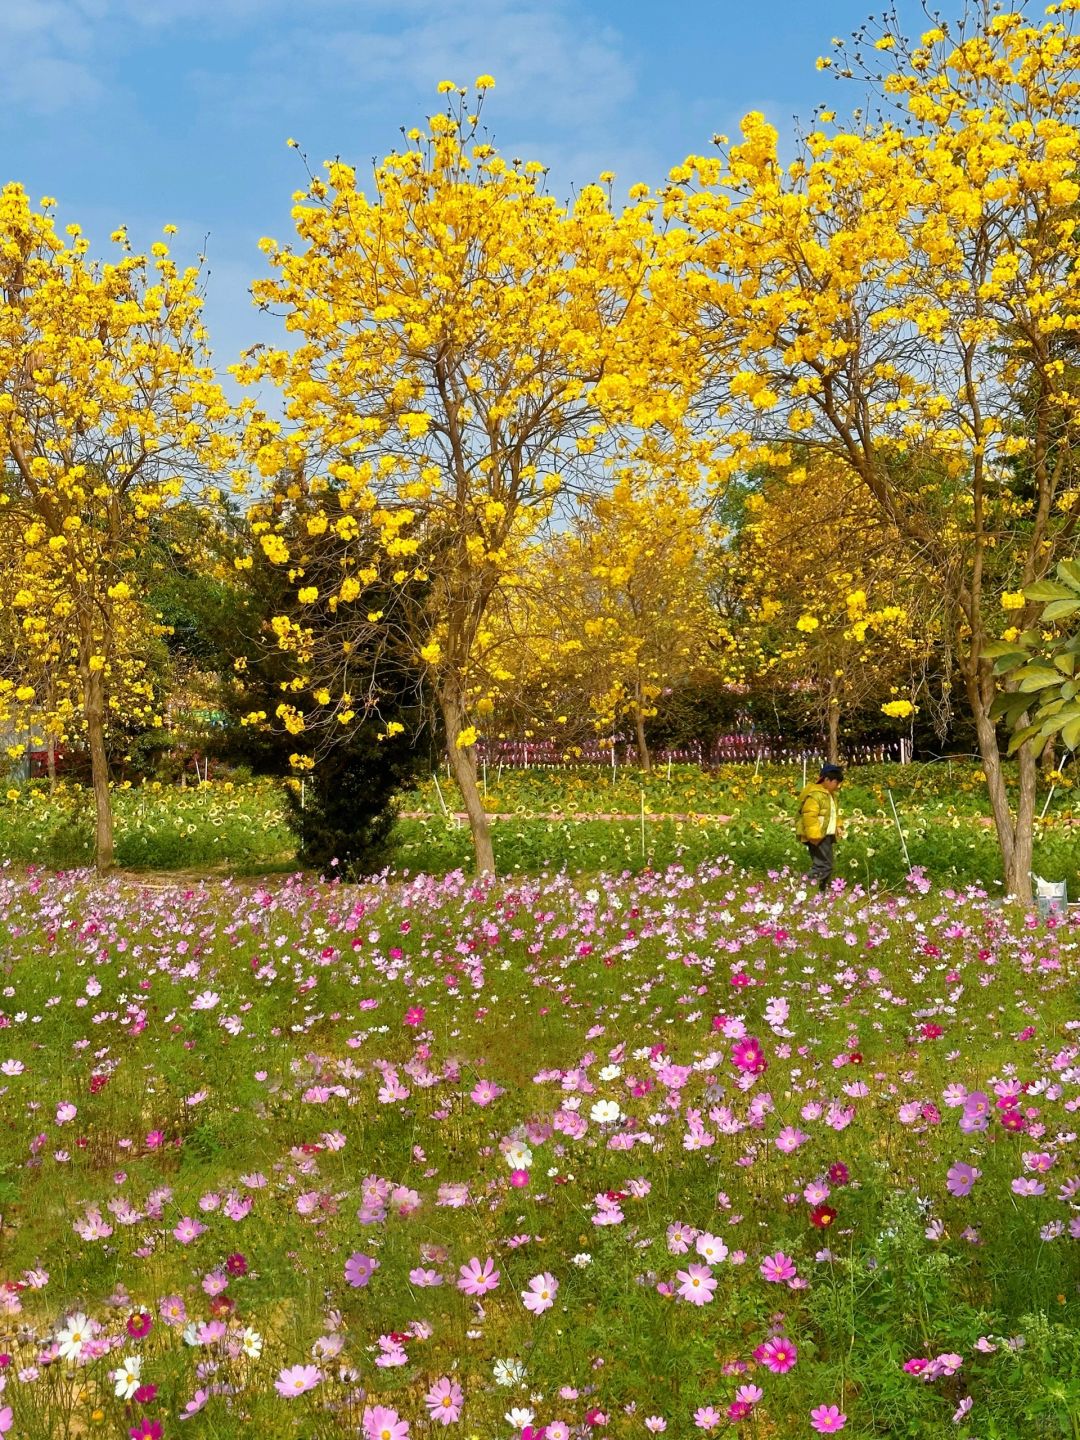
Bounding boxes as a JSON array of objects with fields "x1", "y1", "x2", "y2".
[
  {"x1": 599, "y1": 1064, "x2": 622, "y2": 1081},
  {"x1": 590, "y1": 1099, "x2": 621, "y2": 1124},
  {"x1": 56, "y1": 1313, "x2": 90, "y2": 1361},
  {"x1": 112, "y1": 1354, "x2": 141, "y2": 1399},
  {"x1": 504, "y1": 1142, "x2": 533, "y2": 1170},
  {"x1": 506, "y1": 1408, "x2": 535, "y2": 1428},
  {"x1": 493, "y1": 1358, "x2": 526, "y2": 1387},
  {"x1": 242, "y1": 1327, "x2": 263, "y2": 1359}
]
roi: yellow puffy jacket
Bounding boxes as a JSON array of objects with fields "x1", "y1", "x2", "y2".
[{"x1": 796, "y1": 783, "x2": 840, "y2": 843}]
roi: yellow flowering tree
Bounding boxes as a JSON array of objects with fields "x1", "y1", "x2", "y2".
[
  {"x1": 529, "y1": 474, "x2": 717, "y2": 771},
  {"x1": 676, "y1": 5, "x2": 1080, "y2": 898},
  {"x1": 238, "y1": 84, "x2": 692, "y2": 872},
  {"x1": 718, "y1": 456, "x2": 938, "y2": 761},
  {"x1": 0, "y1": 185, "x2": 235, "y2": 868}
]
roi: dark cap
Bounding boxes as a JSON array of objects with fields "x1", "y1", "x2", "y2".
[{"x1": 819, "y1": 763, "x2": 845, "y2": 782}]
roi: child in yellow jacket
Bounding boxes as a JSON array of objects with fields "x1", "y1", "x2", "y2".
[{"x1": 796, "y1": 763, "x2": 843, "y2": 892}]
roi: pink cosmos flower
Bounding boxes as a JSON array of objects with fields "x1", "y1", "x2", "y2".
[
  {"x1": 666, "y1": 1223, "x2": 696, "y2": 1255},
  {"x1": 128, "y1": 1422, "x2": 161, "y2": 1440},
  {"x1": 945, "y1": 1162, "x2": 980, "y2": 1198},
  {"x1": 775, "y1": 1126, "x2": 809, "y2": 1153},
  {"x1": 409, "y1": 1267, "x2": 444, "y2": 1287},
  {"x1": 754, "y1": 1336, "x2": 797, "y2": 1373},
  {"x1": 181, "y1": 1389, "x2": 210, "y2": 1418},
  {"x1": 522, "y1": 1272, "x2": 559, "y2": 1315},
  {"x1": 471, "y1": 1079, "x2": 504, "y2": 1105},
  {"x1": 695, "y1": 1233, "x2": 728, "y2": 1265},
  {"x1": 810, "y1": 1405, "x2": 847, "y2": 1433},
  {"x1": 759, "y1": 1252, "x2": 796, "y2": 1284},
  {"x1": 644, "y1": 1419, "x2": 667, "y2": 1434},
  {"x1": 345, "y1": 1252, "x2": 380, "y2": 1288},
  {"x1": 364, "y1": 1405, "x2": 411, "y2": 1440},
  {"x1": 425, "y1": 1376, "x2": 463, "y2": 1425},
  {"x1": 676, "y1": 1265, "x2": 717, "y2": 1306},
  {"x1": 458, "y1": 1257, "x2": 500, "y2": 1295},
  {"x1": 172, "y1": 1217, "x2": 206, "y2": 1244},
  {"x1": 0, "y1": 1411, "x2": 12, "y2": 1437},
  {"x1": 693, "y1": 1407, "x2": 722, "y2": 1430},
  {"x1": 275, "y1": 1363, "x2": 322, "y2": 1398}
]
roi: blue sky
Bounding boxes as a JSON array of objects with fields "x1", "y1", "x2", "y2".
[{"x1": 2, "y1": 0, "x2": 931, "y2": 374}]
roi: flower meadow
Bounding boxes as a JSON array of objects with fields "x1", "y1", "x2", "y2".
[{"x1": 0, "y1": 861, "x2": 1077, "y2": 1437}]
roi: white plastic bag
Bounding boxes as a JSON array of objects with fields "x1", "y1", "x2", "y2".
[{"x1": 1033, "y1": 874, "x2": 1068, "y2": 919}]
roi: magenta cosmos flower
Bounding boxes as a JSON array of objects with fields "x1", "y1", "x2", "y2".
[
  {"x1": 275, "y1": 1364, "x2": 322, "y2": 1398},
  {"x1": 753, "y1": 1336, "x2": 797, "y2": 1373},
  {"x1": 364, "y1": 1405, "x2": 411, "y2": 1440},
  {"x1": 458, "y1": 1257, "x2": 500, "y2": 1295},
  {"x1": 521, "y1": 1272, "x2": 559, "y2": 1314},
  {"x1": 676, "y1": 1265, "x2": 717, "y2": 1306},
  {"x1": 810, "y1": 1405, "x2": 847, "y2": 1433},
  {"x1": 759, "y1": 1252, "x2": 796, "y2": 1284},
  {"x1": 425, "y1": 1376, "x2": 463, "y2": 1425}
]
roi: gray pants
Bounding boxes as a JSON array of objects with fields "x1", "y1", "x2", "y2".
[{"x1": 806, "y1": 836, "x2": 836, "y2": 891}]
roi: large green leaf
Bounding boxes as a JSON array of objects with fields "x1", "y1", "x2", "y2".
[
  {"x1": 1016, "y1": 666, "x2": 1066, "y2": 692},
  {"x1": 1007, "y1": 722, "x2": 1045, "y2": 755},
  {"x1": 1040, "y1": 598, "x2": 1080, "y2": 622},
  {"x1": 1062, "y1": 715, "x2": 1080, "y2": 750},
  {"x1": 991, "y1": 650, "x2": 1033, "y2": 675},
  {"x1": 1026, "y1": 580, "x2": 1076, "y2": 602},
  {"x1": 1055, "y1": 558, "x2": 1080, "y2": 589}
]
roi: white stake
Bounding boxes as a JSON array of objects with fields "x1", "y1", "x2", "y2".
[
  {"x1": 1040, "y1": 784, "x2": 1056, "y2": 821},
  {"x1": 640, "y1": 787, "x2": 646, "y2": 860},
  {"x1": 886, "y1": 784, "x2": 912, "y2": 873},
  {"x1": 432, "y1": 772, "x2": 449, "y2": 819}
]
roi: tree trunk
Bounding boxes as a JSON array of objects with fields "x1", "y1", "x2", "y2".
[
  {"x1": 82, "y1": 666, "x2": 115, "y2": 872},
  {"x1": 964, "y1": 663, "x2": 1033, "y2": 901},
  {"x1": 439, "y1": 688, "x2": 495, "y2": 875},
  {"x1": 827, "y1": 703, "x2": 841, "y2": 766},
  {"x1": 1009, "y1": 739, "x2": 1038, "y2": 902},
  {"x1": 633, "y1": 702, "x2": 652, "y2": 775},
  {"x1": 46, "y1": 731, "x2": 57, "y2": 797}
]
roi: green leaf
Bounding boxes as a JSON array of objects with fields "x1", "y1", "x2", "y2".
[
  {"x1": 1040, "y1": 598, "x2": 1080, "y2": 621},
  {"x1": 1016, "y1": 667, "x2": 1064, "y2": 692},
  {"x1": 982, "y1": 640, "x2": 1028, "y2": 661},
  {"x1": 1056, "y1": 558, "x2": 1080, "y2": 589},
  {"x1": 1026, "y1": 580, "x2": 1075, "y2": 602},
  {"x1": 1062, "y1": 715, "x2": 1080, "y2": 750},
  {"x1": 989, "y1": 692, "x2": 1033, "y2": 725},
  {"x1": 1008, "y1": 723, "x2": 1044, "y2": 755},
  {"x1": 1054, "y1": 652, "x2": 1078, "y2": 676}
]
